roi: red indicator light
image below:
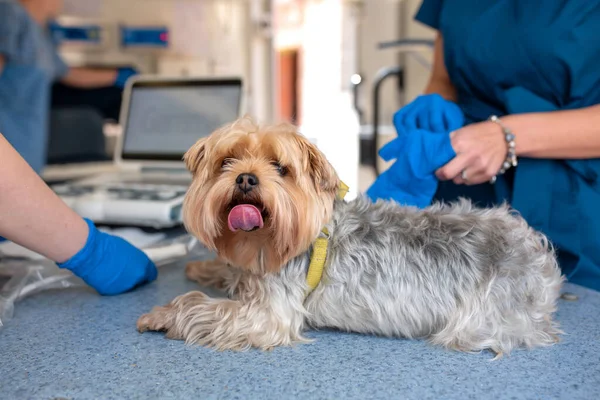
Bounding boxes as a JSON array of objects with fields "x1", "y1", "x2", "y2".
[{"x1": 159, "y1": 32, "x2": 168, "y2": 42}]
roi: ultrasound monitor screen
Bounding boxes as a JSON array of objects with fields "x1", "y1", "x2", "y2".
[{"x1": 121, "y1": 79, "x2": 242, "y2": 160}]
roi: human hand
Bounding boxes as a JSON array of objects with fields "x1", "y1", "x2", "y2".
[
  {"x1": 435, "y1": 120, "x2": 507, "y2": 185},
  {"x1": 393, "y1": 93, "x2": 464, "y2": 134},
  {"x1": 114, "y1": 67, "x2": 138, "y2": 89},
  {"x1": 58, "y1": 219, "x2": 157, "y2": 295}
]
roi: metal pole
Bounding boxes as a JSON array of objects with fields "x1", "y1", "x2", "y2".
[{"x1": 371, "y1": 66, "x2": 402, "y2": 177}]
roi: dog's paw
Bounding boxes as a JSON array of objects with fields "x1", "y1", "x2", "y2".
[
  {"x1": 137, "y1": 304, "x2": 180, "y2": 339},
  {"x1": 185, "y1": 259, "x2": 228, "y2": 288}
]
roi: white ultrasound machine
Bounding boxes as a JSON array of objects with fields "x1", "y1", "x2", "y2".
[{"x1": 51, "y1": 76, "x2": 243, "y2": 228}]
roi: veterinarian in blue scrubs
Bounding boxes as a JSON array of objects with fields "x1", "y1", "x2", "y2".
[
  {"x1": 393, "y1": 1, "x2": 600, "y2": 291},
  {"x1": 0, "y1": 0, "x2": 136, "y2": 174}
]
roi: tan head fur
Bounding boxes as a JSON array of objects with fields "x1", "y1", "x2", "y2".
[{"x1": 182, "y1": 116, "x2": 340, "y2": 275}]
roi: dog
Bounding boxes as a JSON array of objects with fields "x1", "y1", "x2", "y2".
[{"x1": 137, "y1": 116, "x2": 564, "y2": 359}]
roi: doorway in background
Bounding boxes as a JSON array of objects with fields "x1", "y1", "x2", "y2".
[{"x1": 277, "y1": 49, "x2": 301, "y2": 125}]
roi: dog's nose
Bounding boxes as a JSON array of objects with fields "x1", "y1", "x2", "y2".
[{"x1": 236, "y1": 173, "x2": 259, "y2": 193}]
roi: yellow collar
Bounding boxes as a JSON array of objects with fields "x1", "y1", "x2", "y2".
[{"x1": 305, "y1": 181, "x2": 349, "y2": 295}]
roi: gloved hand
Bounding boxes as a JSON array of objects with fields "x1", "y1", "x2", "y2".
[
  {"x1": 393, "y1": 93, "x2": 464, "y2": 133},
  {"x1": 58, "y1": 219, "x2": 157, "y2": 295},
  {"x1": 366, "y1": 129, "x2": 456, "y2": 208},
  {"x1": 114, "y1": 67, "x2": 138, "y2": 89}
]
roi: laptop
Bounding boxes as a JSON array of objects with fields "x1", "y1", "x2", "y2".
[{"x1": 51, "y1": 75, "x2": 243, "y2": 228}]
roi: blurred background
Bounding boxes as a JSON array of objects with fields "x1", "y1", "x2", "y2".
[{"x1": 40, "y1": 0, "x2": 435, "y2": 195}]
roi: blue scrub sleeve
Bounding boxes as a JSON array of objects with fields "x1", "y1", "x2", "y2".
[
  {"x1": 50, "y1": 40, "x2": 69, "y2": 80},
  {"x1": 45, "y1": 23, "x2": 69, "y2": 79},
  {"x1": 0, "y1": 3, "x2": 21, "y2": 61},
  {"x1": 414, "y1": 0, "x2": 444, "y2": 30}
]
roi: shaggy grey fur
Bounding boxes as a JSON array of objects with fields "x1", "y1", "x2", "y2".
[
  {"x1": 138, "y1": 196, "x2": 564, "y2": 358},
  {"x1": 298, "y1": 196, "x2": 564, "y2": 356}
]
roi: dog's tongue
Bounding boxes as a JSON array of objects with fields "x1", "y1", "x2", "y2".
[{"x1": 227, "y1": 204, "x2": 264, "y2": 232}]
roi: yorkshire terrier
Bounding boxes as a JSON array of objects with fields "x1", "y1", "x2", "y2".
[{"x1": 137, "y1": 117, "x2": 564, "y2": 359}]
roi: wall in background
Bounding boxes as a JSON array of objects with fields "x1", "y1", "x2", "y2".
[
  {"x1": 59, "y1": 0, "x2": 274, "y2": 120},
  {"x1": 272, "y1": 0, "x2": 361, "y2": 198},
  {"x1": 356, "y1": 0, "x2": 403, "y2": 126},
  {"x1": 61, "y1": 0, "x2": 249, "y2": 77}
]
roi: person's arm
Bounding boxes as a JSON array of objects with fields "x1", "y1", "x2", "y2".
[
  {"x1": 60, "y1": 67, "x2": 118, "y2": 89},
  {"x1": 0, "y1": 54, "x2": 5, "y2": 76},
  {"x1": 391, "y1": 32, "x2": 463, "y2": 133},
  {"x1": 0, "y1": 133, "x2": 88, "y2": 263},
  {"x1": 436, "y1": 105, "x2": 600, "y2": 184},
  {"x1": 0, "y1": 133, "x2": 157, "y2": 295},
  {"x1": 423, "y1": 33, "x2": 457, "y2": 102},
  {"x1": 503, "y1": 105, "x2": 600, "y2": 159}
]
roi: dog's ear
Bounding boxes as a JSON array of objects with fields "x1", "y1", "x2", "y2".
[
  {"x1": 183, "y1": 137, "x2": 207, "y2": 175},
  {"x1": 297, "y1": 136, "x2": 339, "y2": 194}
]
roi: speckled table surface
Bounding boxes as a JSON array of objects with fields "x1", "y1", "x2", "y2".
[{"x1": 1, "y1": 258, "x2": 599, "y2": 400}]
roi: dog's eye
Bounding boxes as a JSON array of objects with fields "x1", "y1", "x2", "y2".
[
  {"x1": 271, "y1": 161, "x2": 288, "y2": 176},
  {"x1": 221, "y1": 158, "x2": 234, "y2": 169}
]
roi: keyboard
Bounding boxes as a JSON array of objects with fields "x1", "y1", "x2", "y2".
[{"x1": 51, "y1": 182, "x2": 190, "y2": 228}]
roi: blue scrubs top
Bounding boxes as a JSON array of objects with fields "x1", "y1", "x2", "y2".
[
  {"x1": 416, "y1": 0, "x2": 600, "y2": 291},
  {"x1": 0, "y1": 0, "x2": 68, "y2": 174}
]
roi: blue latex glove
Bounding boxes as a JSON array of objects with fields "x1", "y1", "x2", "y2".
[
  {"x1": 114, "y1": 67, "x2": 138, "y2": 89},
  {"x1": 366, "y1": 129, "x2": 457, "y2": 208},
  {"x1": 393, "y1": 94, "x2": 464, "y2": 133},
  {"x1": 57, "y1": 219, "x2": 157, "y2": 295}
]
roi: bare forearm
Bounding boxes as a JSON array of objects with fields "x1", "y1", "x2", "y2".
[
  {"x1": 424, "y1": 80, "x2": 457, "y2": 102},
  {"x1": 502, "y1": 104, "x2": 600, "y2": 159},
  {"x1": 0, "y1": 134, "x2": 88, "y2": 263},
  {"x1": 61, "y1": 67, "x2": 117, "y2": 88},
  {"x1": 423, "y1": 33, "x2": 457, "y2": 102}
]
